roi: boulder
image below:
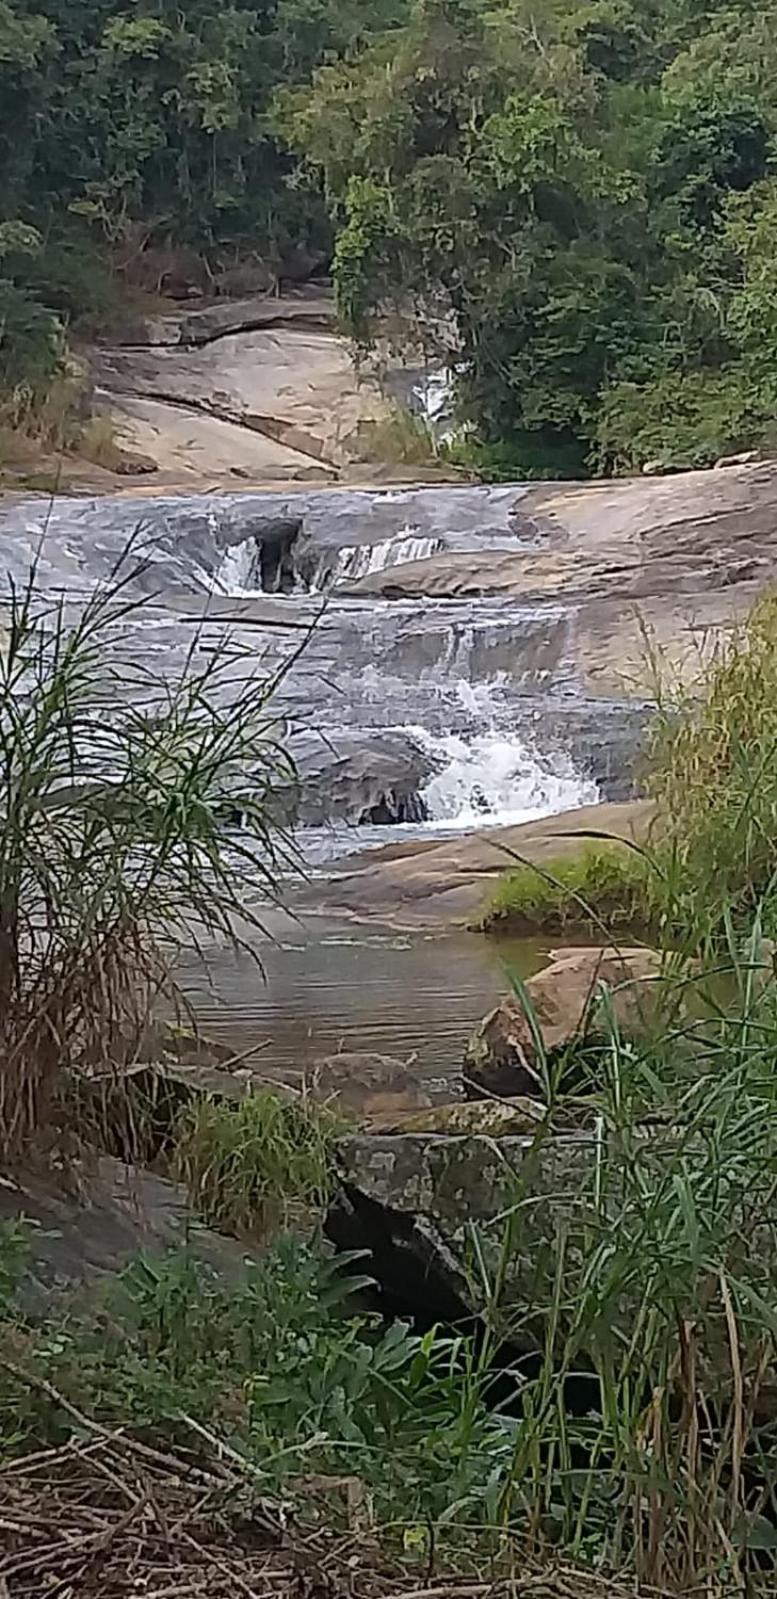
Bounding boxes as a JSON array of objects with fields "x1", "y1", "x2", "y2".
[
  {"x1": 365, "y1": 1097, "x2": 543, "y2": 1136},
  {"x1": 305, "y1": 1053, "x2": 432, "y2": 1120},
  {"x1": 464, "y1": 945, "x2": 664, "y2": 1100},
  {"x1": 307, "y1": 799, "x2": 653, "y2": 930},
  {"x1": 329, "y1": 1129, "x2": 591, "y2": 1326},
  {"x1": 0, "y1": 1157, "x2": 255, "y2": 1312},
  {"x1": 288, "y1": 727, "x2": 434, "y2": 829}
]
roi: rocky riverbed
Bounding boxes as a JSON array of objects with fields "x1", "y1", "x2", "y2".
[
  {"x1": 2, "y1": 452, "x2": 777, "y2": 1072},
  {"x1": 5, "y1": 285, "x2": 777, "y2": 1094}
]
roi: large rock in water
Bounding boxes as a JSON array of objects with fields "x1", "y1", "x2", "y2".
[{"x1": 464, "y1": 945, "x2": 664, "y2": 1099}]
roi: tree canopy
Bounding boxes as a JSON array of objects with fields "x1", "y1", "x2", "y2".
[
  {"x1": 284, "y1": 0, "x2": 777, "y2": 474},
  {"x1": 3, "y1": 0, "x2": 777, "y2": 475}
]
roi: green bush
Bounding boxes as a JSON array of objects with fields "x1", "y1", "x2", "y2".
[
  {"x1": 0, "y1": 279, "x2": 63, "y2": 402},
  {"x1": 645, "y1": 591, "x2": 777, "y2": 938},
  {"x1": 594, "y1": 364, "x2": 775, "y2": 474}
]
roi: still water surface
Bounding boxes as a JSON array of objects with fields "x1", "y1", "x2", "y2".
[{"x1": 176, "y1": 912, "x2": 547, "y2": 1100}]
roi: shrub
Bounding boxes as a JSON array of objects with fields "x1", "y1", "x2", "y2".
[
  {"x1": 0, "y1": 279, "x2": 63, "y2": 406},
  {"x1": 645, "y1": 592, "x2": 777, "y2": 936},
  {"x1": 594, "y1": 363, "x2": 773, "y2": 473},
  {"x1": 0, "y1": 1237, "x2": 511, "y2": 1544},
  {"x1": 484, "y1": 844, "x2": 654, "y2": 934}
]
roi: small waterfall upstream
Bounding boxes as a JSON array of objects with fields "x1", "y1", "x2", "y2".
[
  {"x1": 0, "y1": 484, "x2": 640, "y2": 862},
  {"x1": 0, "y1": 480, "x2": 645, "y2": 1076}
]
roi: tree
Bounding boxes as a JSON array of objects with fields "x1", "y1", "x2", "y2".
[{"x1": 285, "y1": 0, "x2": 777, "y2": 474}]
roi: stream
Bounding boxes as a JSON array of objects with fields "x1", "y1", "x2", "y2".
[
  {"x1": 0, "y1": 483, "x2": 643, "y2": 1077},
  {"x1": 175, "y1": 911, "x2": 547, "y2": 1100}
]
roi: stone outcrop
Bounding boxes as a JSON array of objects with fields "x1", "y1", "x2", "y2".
[
  {"x1": 464, "y1": 945, "x2": 664, "y2": 1099},
  {"x1": 0, "y1": 1158, "x2": 253, "y2": 1312},
  {"x1": 91, "y1": 290, "x2": 392, "y2": 486},
  {"x1": 365, "y1": 1098, "x2": 544, "y2": 1135},
  {"x1": 306, "y1": 799, "x2": 654, "y2": 929},
  {"x1": 288, "y1": 728, "x2": 434, "y2": 829},
  {"x1": 346, "y1": 461, "x2": 777, "y2": 697},
  {"x1": 328, "y1": 1127, "x2": 591, "y2": 1326}
]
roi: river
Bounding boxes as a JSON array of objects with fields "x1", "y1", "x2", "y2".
[{"x1": 0, "y1": 483, "x2": 642, "y2": 1078}]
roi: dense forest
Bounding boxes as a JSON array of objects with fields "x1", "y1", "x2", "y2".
[{"x1": 3, "y1": 0, "x2": 777, "y2": 476}]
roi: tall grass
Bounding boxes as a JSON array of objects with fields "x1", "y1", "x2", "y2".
[
  {"x1": 453, "y1": 913, "x2": 777, "y2": 1589},
  {"x1": 484, "y1": 594, "x2": 777, "y2": 945},
  {"x1": 175, "y1": 1090, "x2": 340, "y2": 1235},
  {"x1": 0, "y1": 554, "x2": 298, "y2": 1161},
  {"x1": 646, "y1": 592, "x2": 777, "y2": 938},
  {"x1": 474, "y1": 590, "x2": 777, "y2": 1585}
]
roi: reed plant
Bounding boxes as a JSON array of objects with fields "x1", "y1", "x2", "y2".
[{"x1": 0, "y1": 553, "x2": 297, "y2": 1161}]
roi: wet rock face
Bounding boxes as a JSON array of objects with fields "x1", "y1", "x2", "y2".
[
  {"x1": 0, "y1": 484, "x2": 660, "y2": 848},
  {"x1": 360, "y1": 790, "x2": 429, "y2": 825},
  {"x1": 255, "y1": 520, "x2": 302, "y2": 593},
  {"x1": 0, "y1": 494, "x2": 306, "y2": 598},
  {"x1": 288, "y1": 728, "x2": 435, "y2": 829}
]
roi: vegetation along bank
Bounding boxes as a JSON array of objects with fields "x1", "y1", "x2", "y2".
[{"x1": 5, "y1": 0, "x2": 777, "y2": 475}]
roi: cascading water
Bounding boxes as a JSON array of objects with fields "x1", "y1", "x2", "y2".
[
  {"x1": 211, "y1": 540, "x2": 262, "y2": 595},
  {"x1": 305, "y1": 531, "x2": 447, "y2": 591},
  {"x1": 418, "y1": 729, "x2": 598, "y2": 830},
  {"x1": 0, "y1": 485, "x2": 636, "y2": 868}
]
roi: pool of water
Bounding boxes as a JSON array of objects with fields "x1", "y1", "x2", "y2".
[{"x1": 175, "y1": 910, "x2": 549, "y2": 1101}]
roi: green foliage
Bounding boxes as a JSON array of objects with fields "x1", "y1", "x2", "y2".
[
  {"x1": 487, "y1": 945, "x2": 777, "y2": 1585},
  {"x1": 0, "y1": 1221, "x2": 28, "y2": 1310},
  {"x1": 9, "y1": 968, "x2": 777, "y2": 1584},
  {"x1": 353, "y1": 400, "x2": 444, "y2": 467},
  {"x1": 175, "y1": 1091, "x2": 340, "y2": 1235},
  {"x1": 594, "y1": 363, "x2": 776, "y2": 472},
  {"x1": 0, "y1": 1238, "x2": 510, "y2": 1541},
  {"x1": 646, "y1": 591, "x2": 777, "y2": 936},
  {"x1": 284, "y1": 0, "x2": 777, "y2": 474},
  {"x1": 0, "y1": 277, "x2": 62, "y2": 400},
  {"x1": 487, "y1": 594, "x2": 777, "y2": 943},
  {"x1": 0, "y1": 0, "x2": 408, "y2": 414},
  {"x1": 485, "y1": 844, "x2": 653, "y2": 932}
]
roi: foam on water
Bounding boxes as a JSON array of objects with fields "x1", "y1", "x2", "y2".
[
  {"x1": 403, "y1": 675, "x2": 598, "y2": 829},
  {"x1": 418, "y1": 728, "x2": 598, "y2": 829}
]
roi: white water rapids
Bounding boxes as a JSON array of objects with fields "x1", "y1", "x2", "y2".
[
  {"x1": 0, "y1": 484, "x2": 634, "y2": 860},
  {"x1": 417, "y1": 726, "x2": 598, "y2": 829}
]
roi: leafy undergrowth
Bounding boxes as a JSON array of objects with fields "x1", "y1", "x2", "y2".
[
  {"x1": 7, "y1": 945, "x2": 777, "y2": 1598},
  {"x1": 0, "y1": 1235, "x2": 513, "y2": 1565}
]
